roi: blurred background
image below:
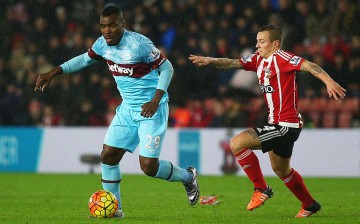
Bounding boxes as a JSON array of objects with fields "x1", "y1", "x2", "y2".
[{"x1": 0, "y1": 0, "x2": 359, "y2": 128}]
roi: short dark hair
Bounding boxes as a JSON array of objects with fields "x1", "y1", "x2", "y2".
[
  {"x1": 259, "y1": 24, "x2": 283, "y2": 46},
  {"x1": 101, "y1": 5, "x2": 125, "y2": 23},
  {"x1": 102, "y1": 5, "x2": 121, "y2": 17}
]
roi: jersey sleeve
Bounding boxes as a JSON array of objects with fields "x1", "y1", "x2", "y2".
[
  {"x1": 139, "y1": 38, "x2": 166, "y2": 69},
  {"x1": 239, "y1": 53, "x2": 258, "y2": 72},
  {"x1": 87, "y1": 37, "x2": 104, "y2": 61},
  {"x1": 60, "y1": 53, "x2": 97, "y2": 74},
  {"x1": 279, "y1": 51, "x2": 304, "y2": 73}
]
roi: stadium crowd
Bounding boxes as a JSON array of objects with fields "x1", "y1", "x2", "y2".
[{"x1": 0, "y1": 0, "x2": 359, "y2": 128}]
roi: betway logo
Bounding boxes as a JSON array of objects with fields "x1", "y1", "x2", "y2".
[{"x1": 107, "y1": 62, "x2": 134, "y2": 76}]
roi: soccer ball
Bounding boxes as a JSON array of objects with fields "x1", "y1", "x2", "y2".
[{"x1": 88, "y1": 190, "x2": 118, "y2": 218}]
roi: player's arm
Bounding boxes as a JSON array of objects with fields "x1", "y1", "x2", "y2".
[
  {"x1": 141, "y1": 59, "x2": 173, "y2": 118},
  {"x1": 34, "y1": 53, "x2": 97, "y2": 92},
  {"x1": 300, "y1": 60, "x2": 346, "y2": 100},
  {"x1": 189, "y1": 54, "x2": 243, "y2": 70}
]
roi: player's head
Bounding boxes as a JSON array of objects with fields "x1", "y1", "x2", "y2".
[
  {"x1": 100, "y1": 5, "x2": 125, "y2": 46},
  {"x1": 256, "y1": 24, "x2": 283, "y2": 58}
]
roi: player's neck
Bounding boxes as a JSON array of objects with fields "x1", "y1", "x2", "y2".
[{"x1": 263, "y1": 48, "x2": 279, "y2": 59}]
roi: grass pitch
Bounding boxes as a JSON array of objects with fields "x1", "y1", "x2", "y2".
[{"x1": 0, "y1": 173, "x2": 359, "y2": 224}]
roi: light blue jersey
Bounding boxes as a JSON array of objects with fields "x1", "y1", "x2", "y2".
[
  {"x1": 88, "y1": 30, "x2": 168, "y2": 111},
  {"x1": 59, "y1": 30, "x2": 173, "y2": 157},
  {"x1": 58, "y1": 7, "x2": 197, "y2": 211},
  {"x1": 88, "y1": 31, "x2": 170, "y2": 157}
]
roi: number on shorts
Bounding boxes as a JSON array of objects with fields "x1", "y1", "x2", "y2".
[{"x1": 146, "y1": 135, "x2": 161, "y2": 149}]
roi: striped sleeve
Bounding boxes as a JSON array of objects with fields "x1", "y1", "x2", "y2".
[
  {"x1": 276, "y1": 50, "x2": 304, "y2": 73},
  {"x1": 239, "y1": 53, "x2": 258, "y2": 72}
]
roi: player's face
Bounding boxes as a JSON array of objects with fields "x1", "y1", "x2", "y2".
[
  {"x1": 256, "y1": 31, "x2": 279, "y2": 58},
  {"x1": 100, "y1": 14, "x2": 125, "y2": 46}
]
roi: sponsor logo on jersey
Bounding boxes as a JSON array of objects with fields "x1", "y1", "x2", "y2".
[
  {"x1": 107, "y1": 63, "x2": 134, "y2": 76},
  {"x1": 150, "y1": 48, "x2": 161, "y2": 60},
  {"x1": 289, "y1": 56, "x2": 301, "y2": 66},
  {"x1": 260, "y1": 84, "x2": 275, "y2": 93}
]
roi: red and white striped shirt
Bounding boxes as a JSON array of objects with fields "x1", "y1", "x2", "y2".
[{"x1": 239, "y1": 50, "x2": 304, "y2": 128}]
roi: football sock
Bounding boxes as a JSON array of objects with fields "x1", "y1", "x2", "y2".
[
  {"x1": 101, "y1": 163, "x2": 122, "y2": 210},
  {"x1": 154, "y1": 160, "x2": 192, "y2": 183},
  {"x1": 281, "y1": 168, "x2": 315, "y2": 208},
  {"x1": 235, "y1": 148, "x2": 267, "y2": 190}
]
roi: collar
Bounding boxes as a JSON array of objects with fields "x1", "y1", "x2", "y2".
[{"x1": 263, "y1": 49, "x2": 280, "y2": 62}]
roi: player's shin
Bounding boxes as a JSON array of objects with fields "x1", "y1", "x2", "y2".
[
  {"x1": 235, "y1": 148, "x2": 267, "y2": 190},
  {"x1": 154, "y1": 160, "x2": 192, "y2": 183},
  {"x1": 281, "y1": 168, "x2": 315, "y2": 208},
  {"x1": 101, "y1": 163, "x2": 122, "y2": 210}
]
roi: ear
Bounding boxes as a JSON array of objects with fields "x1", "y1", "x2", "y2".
[{"x1": 273, "y1": 40, "x2": 279, "y2": 47}]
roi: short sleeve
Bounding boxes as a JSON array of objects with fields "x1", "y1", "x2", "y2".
[
  {"x1": 239, "y1": 53, "x2": 258, "y2": 72},
  {"x1": 87, "y1": 37, "x2": 103, "y2": 61},
  {"x1": 277, "y1": 51, "x2": 304, "y2": 73},
  {"x1": 139, "y1": 39, "x2": 166, "y2": 68},
  {"x1": 287, "y1": 55, "x2": 304, "y2": 71}
]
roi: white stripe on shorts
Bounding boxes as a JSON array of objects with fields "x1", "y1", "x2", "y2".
[{"x1": 259, "y1": 126, "x2": 289, "y2": 142}]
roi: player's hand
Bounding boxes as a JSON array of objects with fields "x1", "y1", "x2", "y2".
[
  {"x1": 141, "y1": 101, "x2": 159, "y2": 118},
  {"x1": 326, "y1": 81, "x2": 346, "y2": 100},
  {"x1": 34, "y1": 71, "x2": 53, "y2": 92},
  {"x1": 189, "y1": 54, "x2": 213, "y2": 67},
  {"x1": 34, "y1": 66, "x2": 62, "y2": 92}
]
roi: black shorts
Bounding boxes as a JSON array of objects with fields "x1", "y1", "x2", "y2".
[{"x1": 253, "y1": 124, "x2": 301, "y2": 158}]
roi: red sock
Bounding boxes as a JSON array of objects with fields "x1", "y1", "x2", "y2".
[
  {"x1": 282, "y1": 168, "x2": 315, "y2": 208},
  {"x1": 235, "y1": 148, "x2": 267, "y2": 190}
]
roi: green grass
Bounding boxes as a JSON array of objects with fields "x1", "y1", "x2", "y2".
[{"x1": 0, "y1": 174, "x2": 359, "y2": 224}]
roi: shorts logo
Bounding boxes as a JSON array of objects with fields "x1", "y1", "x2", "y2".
[
  {"x1": 290, "y1": 56, "x2": 301, "y2": 66},
  {"x1": 257, "y1": 126, "x2": 276, "y2": 133}
]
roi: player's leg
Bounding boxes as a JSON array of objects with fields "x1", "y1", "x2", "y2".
[
  {"x1": 101, "y1": 145, "x2": 125, "y2": 214},
  {"x1": 102, "y1": 105, "x2": 140, "y2": 216},
  {"x1": 139, "y1": 156, "x2": 192, "y2": 183},
  {"x1": 232, "y1": 126, "x2": 303, "y2": 210},
  {"x1": 139, "y1": 155, "x2": 199, "y2": 205},
  {"x1": 268, "y1": 151, "x2": 320, "y2": 218},
  {"x1": 230, "y1": 128, "x2": 268, "y2": 193},
  {"x1": 137, "y1": 103, "x2": 199, "y2": 205}
]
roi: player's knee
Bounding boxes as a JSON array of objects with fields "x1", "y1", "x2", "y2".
[
  {"x1": 229, "y1": 135, "x2": 245, "y2": 155},
  {"x1": 101, "y1": 145, "x2": 122, "y2": 165},
  {"x1": 140, "y1": 164, "x2": 157, "y2": 177},
  {"x1": 140, "y1": 160, "x2": 158, "y2": 177},
  {"x1": 271, "y1": 165, "x2": 290, "y2": 178}
]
